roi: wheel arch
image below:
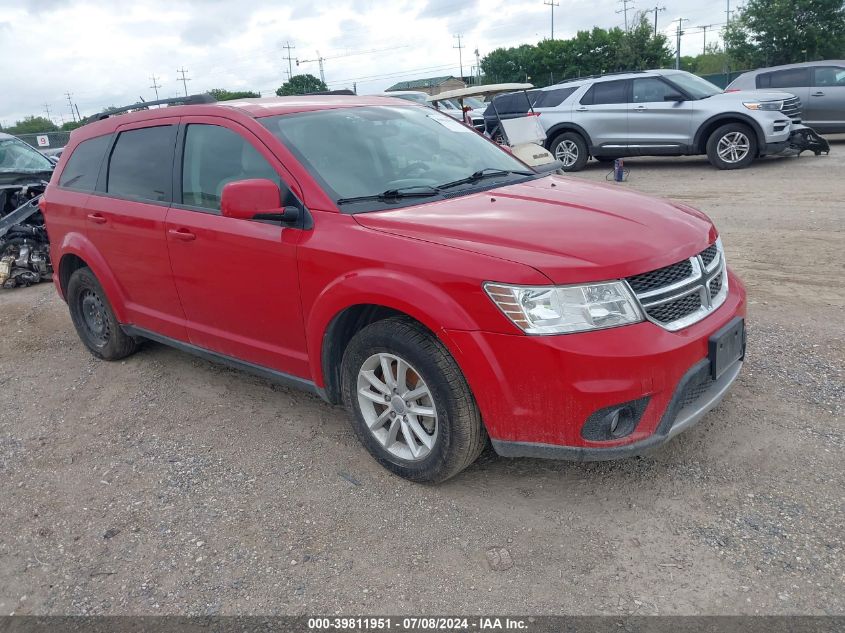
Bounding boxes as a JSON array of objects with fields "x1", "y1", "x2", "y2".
[
  {"x1": 544, "y1": 123, "x2": 594, "y2": 152},
  {"x1": 694, "y1": 114, "x2": 765, "y2": 155},
  {"x1": 56, "y1": 233, "x2": 128, "y2": 322},
  {"x1": 307, "y1": 271, "x2": 479, "y2": 404}
]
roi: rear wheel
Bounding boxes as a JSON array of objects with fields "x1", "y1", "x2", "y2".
[
  {"x1": 67, "y1": 267, "x2": 138, "y2": 360},
  {"x1": 549, "y1": 132, "x2": 589, "y2": 172},
  {"x1": 706, "y1": 123, "x2": 757, "y2": 170},
  {"x1": 341, "y1": 317, "x2": 487, "y2": 483}
]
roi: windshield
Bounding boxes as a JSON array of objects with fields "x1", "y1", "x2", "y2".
[
  {"x1": 261, "y1": 105, "x2": 536, "y2": 211},
  {"x1": 0, "y1": 138, "x2": 54, "y2": 172},
  {"x1": 664, "y1": 72, "x2": 723, "y2": 99}
]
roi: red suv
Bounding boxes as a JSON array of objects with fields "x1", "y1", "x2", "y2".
[{"x1": 43, "y1": 95, "x2": 746, "y2": 482}]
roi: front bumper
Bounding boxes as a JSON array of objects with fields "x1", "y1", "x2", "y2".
[
  {"x1": 765, "y1": 124, "x2": 831, "y2": 156},
  {"x1": 444, "y1": 271, "x2": 747, "y2": 460}
]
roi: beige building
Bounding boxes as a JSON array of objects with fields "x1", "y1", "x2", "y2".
[{"x1": 385, "y1": 75, "x2": 467, "y2": 96}]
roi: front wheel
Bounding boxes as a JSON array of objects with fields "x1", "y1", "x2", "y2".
[
  {"x1": 549, "y1": 132, "x2": 589, "y2": 172},
  {"x1": 706, "y1": 123, "x2": 757, "y2": 170},
  {"x1": 341, "y1": 317, "x2": 487, "y2": 483}
]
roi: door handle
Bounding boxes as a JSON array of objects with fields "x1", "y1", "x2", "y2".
[
  {"x1": 634, "y1": 105, "x2": 648, "y2": 111},
  {"x1": 168, "y1": 228, "x2": 196, "y2": 242},
  {"x1": 87, "y1": 213, "x2": 106, "y2": 224},
  {"x1": 576, "y1": 106, "x2": 588, "y2": 111},
  {"x1": 811, "y1": 91, "x2": 825, "y2": 96}
]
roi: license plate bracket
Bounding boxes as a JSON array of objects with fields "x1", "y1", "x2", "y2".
[{"x1": 708, "y1": 317, "x2": 745, "y2": 380}]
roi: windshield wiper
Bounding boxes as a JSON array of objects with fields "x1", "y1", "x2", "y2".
[
  {"x1": 437, "y1": 167, "x2": 534, "y2": 190},
  {"x1": 336, "y1": 185, "x2": 440, "y2": 205}
]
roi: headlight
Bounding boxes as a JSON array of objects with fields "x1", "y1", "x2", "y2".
[
  {"x1": 484, "y1": 281, "x2": 643, "y2": 335},
  {"x1": 743, "y1": 100, "x2": 783, "y2": 111}
]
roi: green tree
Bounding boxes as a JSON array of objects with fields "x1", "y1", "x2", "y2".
[
  {"x1": 61, "y1": 120, "x2": 84, "y2": 131},
  {"x1": 6, "y1": 116, "x2": 59, "y2": 134},
  {"x1": 208, "y1": 88, "x2": 261, "y2": 101},
  {"x1": 480, "y1": 18, "x2": 672, "y2": 87},
  {"x1": 724, "y1": 0, "x2": 845, "y2": 68},
  {"x1": 275, "y1": 74, "x2": 328, "y2": 96}
]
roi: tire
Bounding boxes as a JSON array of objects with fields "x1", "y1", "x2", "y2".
[
  {"x1": 549, "y1": 131, "x2": 589, "y2": 172},
  {"x1": 66, "y1": 267, "x2": 138, "y2": 360},
  {"x1": 341, "y1": 317, "x2": 487, "y2": 483},
  {"x1": 706, "y1": 123, "x2": 757, "y2": 170}
]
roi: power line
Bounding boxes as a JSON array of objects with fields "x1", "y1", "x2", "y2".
[
  {"x1": 646, "y1": 5, "x2": 666, "y2": 36},
  {"x1": 149, "y1": 75, "x2": 162, "y2": 101},
  {"x1": 673, "y1": 18, "x2": 688, "y2": 69},
  {"x1": 64, "y1": 92, "x2": 76, "y2": 122},
  {"x1": 543, "y1": 0, "x2": 559, "y2": 40},
  {"x1": 297, "y1": 51, "x2": 326, "y2": 83},
  {"x1": 616, "y1": 0, "x2": 635, "y2": 32},
  {"x1": 696, "y1": 24, "x2": 716, "y2": 54},
  {"x1": 453, "y1": 34, "x2": 465, "y2": 80},
  {"x1": 282, "y1": 41, "x2": 295, "y2": 79},
  {"x1": 177, "y1": 67, "x2": 191, "y2": 97}
]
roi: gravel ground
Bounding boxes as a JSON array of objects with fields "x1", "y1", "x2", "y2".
[{"x1": 0, "y1": 141, "x2": 843, "y2": 616}]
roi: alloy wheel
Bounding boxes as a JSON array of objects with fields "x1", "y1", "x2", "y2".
[
  {"x1": 716, "y1": 132, "x2": 750, "y2": 164},
  {"x1": 356, "y1": 352, "x2": 438, "y2": 462},
  {"x1": 554, "y1": 140, "x2": 579, "y2": 168}
]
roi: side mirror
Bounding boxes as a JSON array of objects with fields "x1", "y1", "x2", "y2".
[
  {"x1": 664, "y1": 92, "x2": 685, "y2": 102},
  {"x1": 220, "y1": 179, "x2": 280, "y2": 220}
]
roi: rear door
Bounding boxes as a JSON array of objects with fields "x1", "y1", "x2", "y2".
[
  {"x1": 573, "y1": 79, "x2": 630, "y2": 153},
  {"x1": 807, "y1": 66, "x2": 845, "y2": 131},
  {"x1": 165, "y1": 117, "x2": 309, "y2": 378},
  {"x1": 627, "y1": 77, "x2": 693, "y2": 153},
  {"x1": 84, "y1": 119, "x2": 188, "y2": 341}
]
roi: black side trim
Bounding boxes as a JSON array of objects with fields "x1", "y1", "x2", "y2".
[{"x1": 122, "y1": 325, "x2": 327, "y2": 400}]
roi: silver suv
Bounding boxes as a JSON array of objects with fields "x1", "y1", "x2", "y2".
[
  {"x1": 532, "y1": 69, "x2": 814, "y2": 171},
  {"x1": 727, "y1": 61, "x2": 845, "y2": 134}
]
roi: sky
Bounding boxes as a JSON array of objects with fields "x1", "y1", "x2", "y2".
[{"x1": 0, "y1": 0, "x2": 734, "y2": 126}]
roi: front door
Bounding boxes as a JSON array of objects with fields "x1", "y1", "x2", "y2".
[
  {"x1": 627, "y1": 77, "x2": 693, "y2": 153},
  {"x1": 165, "y1": 117, "x2": 309, "y2": 378},
  {"x1": 807, "y1": 66, "x2": 845, "y2": 132}
]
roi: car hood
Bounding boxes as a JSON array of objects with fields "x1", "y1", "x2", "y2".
[
  {"x1": 354, "y1": 175, "x2": 717, "y2": 284},
  {"x1": 711, "y1": 89, "x2": 796, "y2": 102}
]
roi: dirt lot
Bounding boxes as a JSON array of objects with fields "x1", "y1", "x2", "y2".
[{"x1": 1, "y1": 143, "x2": 843, "y2": 616}]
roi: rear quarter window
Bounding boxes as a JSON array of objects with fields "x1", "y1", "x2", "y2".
[
  {"x1": 58, "y1": 134, "x2": 112, "y2": 191},
  {"x1": 107, "y1": 125, "x2": 176, "y2": 203}
]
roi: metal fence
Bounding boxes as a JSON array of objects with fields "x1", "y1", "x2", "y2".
[{"x1": 14, "y1": 131, "x2": 72, "y2": 150}]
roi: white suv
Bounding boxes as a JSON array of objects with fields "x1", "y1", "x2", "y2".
[{"x1": 529, "y1": 69, "x2": 826, "y2": 171}]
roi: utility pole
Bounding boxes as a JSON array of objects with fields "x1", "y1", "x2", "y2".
[
  {"x1": 75, "y1": 104, "x2": 82, "y2": 121},
  {"x1": 697, "y1": 24, "x2": 715, "y2": 54},
  {"x1": 296, "y1": 52, "x2": 326, "y2": 83},
  {"x1": 616, "y1": 0, "x2": 635, "y2": 32},
  {"x1": 474, "y1": 47, "x2": 481, "y2": 84},
  {"x1": 282, "y1": 41, "x2": 296, "y2": 79},
  {"x1": 149, "y1": 75, "x2": 162, "y2": 100},
  {"x1": 647, "y1": 5, "x2": 666, "y2": 36},
  {"x1": 64, "y1": 92, "x2": 76, "y2": 122},
  {"x1": 673, "y1": 18, "x2": 687, "y2": 69},
  {"x1": 543, "y1": 0, "x2": 559, "y2": 40},
  {"x1": 177, "y1": 67, "x2": 191, "y2": 97},
  {"x1": 453, "y1": 34, "x2": 465, "y2": 81},
  {"x1": 43, "y1": 104, "x2": 52, "y2": 123}
]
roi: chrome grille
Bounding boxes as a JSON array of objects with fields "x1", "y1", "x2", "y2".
[
  {"x1": 626, "y1": 241, "x2": 728, "y2": 331},
  {"x1": 781, "y1": 96, "x2": 802, "y2": 122}
]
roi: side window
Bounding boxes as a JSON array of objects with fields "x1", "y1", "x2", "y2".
[
  {"x1": 107, "y1": 126, "x2": 176, "y2": 202},
  {"x1": 581, "y1": 80, "x2": 628, "y2": 105},
  {"x1": 58, "y1": 134, "x2": 112, "y2": 191},
  {"x1": 181, "y1": 124, "x2": 278, "y2": 212},
  {"x1": 534, "y1": 87, "x2": 577, "y2": 108},
  {"x1": 813, "y1": 66, "x2": 845, "y2": 87},
  {"x1": 632, "y1": 78, "x2": 675, "y2": 103},
  {"x1": 758, "y1": 68, "x2": 809, "y2": 89}
]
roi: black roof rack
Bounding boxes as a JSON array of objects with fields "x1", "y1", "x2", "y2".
[
  {"x1": 556, "y1": 70, "x2": 649, "y2": 85},
  {"x1": 89, "y1": 93, "x2": 216, "y2": 122}
]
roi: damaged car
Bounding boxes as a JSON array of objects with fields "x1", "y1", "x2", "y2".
[{"x1": 0, "y1": 132, "x2": 54, "y2": 288}]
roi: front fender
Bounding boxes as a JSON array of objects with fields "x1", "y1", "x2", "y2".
[
  {"x1": 56, "y1": 232, "x2": 128, "y2": 322},
  {"x1": 306, "y1": 268, "x2": 480, "y2": 388}
]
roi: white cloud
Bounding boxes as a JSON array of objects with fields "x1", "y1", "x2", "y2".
[{"x1": 0, "y1": 0, "x2": 729, "y2": 126}]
